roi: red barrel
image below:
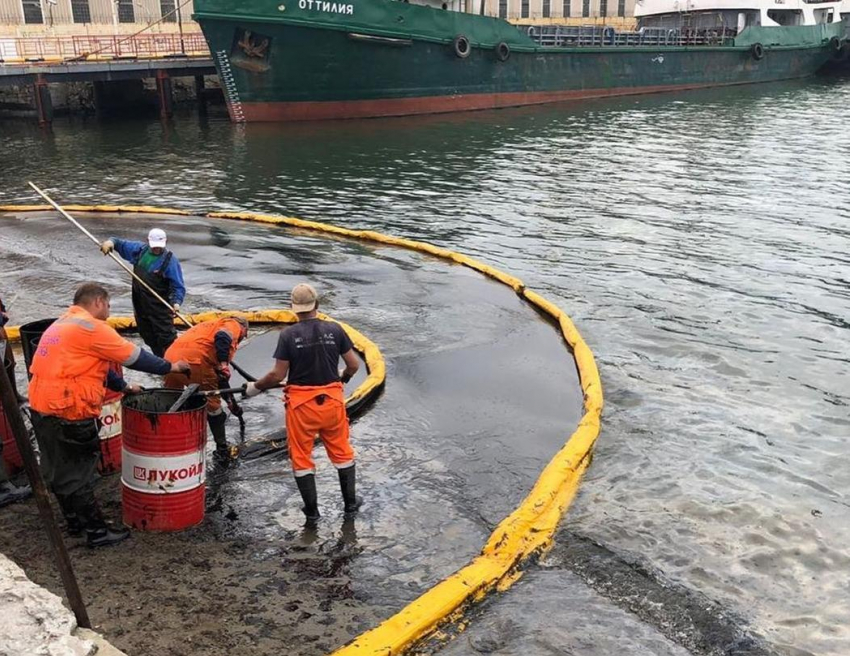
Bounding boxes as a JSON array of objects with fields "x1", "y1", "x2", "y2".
[
  {"x1": 121, "y1": 389, "x2": 207, "y2": 532},
  {"x1": 0, "y1": 402, "x2": 22, "y2": 476},
  {"x1": 97, "y1": 364, "x2": 124, "y2": 475}
]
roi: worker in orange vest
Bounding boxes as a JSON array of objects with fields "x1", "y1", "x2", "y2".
[
  {"x1": 0, "y1": 291, "x2": 32, "y2": 508},
  {"x1": 164, "y1": 316, "x2": 249, "y2": 460},
  {"x1": 29, "y1": 283, "x2": 190, "y2": 547},
  {"x1": 244, "y1": 284, "x2": 360, "y2": 526}
]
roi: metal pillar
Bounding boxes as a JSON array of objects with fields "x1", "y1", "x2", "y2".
[
  {"x1": 176, "y1": 0, "x2": 186, "y2": 55},
  {"x1": 92, "y1": 81, "x2": 105, "y2": 118},
  {"x1": 155, "y1": 69, "x2": 173, "y2": 120},
  {"x1": 33, "y1": 74, "x2": 53, "y2": 127},
  {"x1": 194, "y1": 75, "x2": 207, "y2": 115}
]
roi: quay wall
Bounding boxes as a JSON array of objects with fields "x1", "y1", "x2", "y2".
[{"x1": 0, "y1": 74, "x2": 220, "y2": 118}]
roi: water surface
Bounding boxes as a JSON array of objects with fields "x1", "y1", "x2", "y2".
[{"x1": 1, "y1": 75, "x2": 849, "y2": 655}]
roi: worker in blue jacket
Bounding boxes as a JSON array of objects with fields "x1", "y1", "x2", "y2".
[{"x1": 100, "y1": 228, "x2": 186, "y2": 356}]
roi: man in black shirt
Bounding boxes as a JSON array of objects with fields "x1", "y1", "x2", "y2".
[{"x1": 245, "y1": 283, "x2": 360, "y2": 525}]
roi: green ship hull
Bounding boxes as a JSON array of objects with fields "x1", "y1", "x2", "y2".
[{"x1": 193, "y1": 0, "x2": 844, "y2": 122}]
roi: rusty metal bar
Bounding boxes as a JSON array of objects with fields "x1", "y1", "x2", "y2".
[{"x1": 0, "y1": 363, "x2": 91, "y2": 629}]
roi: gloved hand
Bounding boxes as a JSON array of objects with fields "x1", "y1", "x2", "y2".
[
  {"x1": 170, "y1": 359, "x2": 191, "y2": 375},
  {"x1": 100, "y1": 240, "x2": 115, "y2": 255},
  {"x1": 217, "y1": 364, "x2": 232, "y2": 381},
  {"x1": 242, "y1": 382, "x2": 263, "y2": 398},
  {"x1": 172, "y1": 303, "x2": 181, "y2": 315},
  {"x1": 125, "y1": 384, "x2": 144, "y2": 394}
]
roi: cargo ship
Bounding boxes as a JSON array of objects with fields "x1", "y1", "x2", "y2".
[{"x1": 193, "y1": 0, "x2": 846, "y2": 122}]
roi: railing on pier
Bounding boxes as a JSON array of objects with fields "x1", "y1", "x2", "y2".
[
  {"x1": 518, "y1": 24, "x2": 737, "y2": 47},
  {"x1": 0, "y1": 33, "x2": 210, "y2": 63}
]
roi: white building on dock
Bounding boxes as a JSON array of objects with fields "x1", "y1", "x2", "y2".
[{"x1": 0, "y1": 0, "x2": 636, "y2": 40}]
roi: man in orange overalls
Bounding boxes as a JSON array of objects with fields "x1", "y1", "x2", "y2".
[
  {"x1": 29, "y1": 283, "x2": 189, "y2": 547},
  {"x1": 164, "y1": 315, "x2": 249, "y2": 460},
  {"x1": 244, "y1": 284, "x2": 360, "y2": 525}
]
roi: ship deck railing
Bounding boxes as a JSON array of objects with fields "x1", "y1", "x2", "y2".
[{"x1": 517, "y1": 24, "x2": 737, "y2": 48}]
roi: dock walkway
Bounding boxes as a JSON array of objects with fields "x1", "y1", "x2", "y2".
[{"x1": 0, "y1": 34, "x2": 216, "y2": 123}]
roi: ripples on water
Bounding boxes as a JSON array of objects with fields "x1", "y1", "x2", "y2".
[{"x1": 1, "y1": 76, "x2": 849, "y2": 655}]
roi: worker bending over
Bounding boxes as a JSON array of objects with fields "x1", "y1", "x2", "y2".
[
  {"x1": 164, "y1": 316, "x2": 248, "y2": 460},
  {"x1": 245, "y1": 284, "x2": 360, "y2": 525},
  {"x1": 100, "y1": 228, "x2": 186, "y2": 357},
  {"x1": 29, "y1": 283, "x2": 189, "y2": 547}
]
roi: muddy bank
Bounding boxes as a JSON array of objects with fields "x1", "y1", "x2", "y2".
[{"x1": 0, "y1": 211, "x2": 583, "y2": 654}]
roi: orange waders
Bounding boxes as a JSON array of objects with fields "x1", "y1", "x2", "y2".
[{"x1": 285, "y1": 382, "x2": 352, "y2": 477}]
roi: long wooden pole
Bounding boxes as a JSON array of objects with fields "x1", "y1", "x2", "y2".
[
  {"x1": 27, "y1": 182, "x2": 195, "y2": 329},
  {"x1": 27, "y1": 183, "x2": 260, "y2": 381},
  {"x1": 0, "y1": 357, "x2": 91, "y2": 629}
]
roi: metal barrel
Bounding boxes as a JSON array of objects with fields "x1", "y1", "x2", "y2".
[
  {"x1": 18, "y1": 318, "x2": 57, "y2": 378},
  {"x1": 97, "y1": 363, "x2": 124, "y2": 475},
  {"x1": 121, "y1": 389, "x2": 207, "y2": 532},
  {"x1": 0, "y1": 402, "x2": 22, "y2": 475}
]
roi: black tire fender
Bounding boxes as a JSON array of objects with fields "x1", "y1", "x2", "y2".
[
  {"x1": 751, "y1": 42, "x2": 765, "y2": 60},
  {"x1": 495, "y1": 41, "x2": 510, "y2": 62},
  {"x1": 453, "y1": 34, "x2": 471, "y2": 59}
]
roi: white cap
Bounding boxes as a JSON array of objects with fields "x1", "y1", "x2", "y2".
[{"x1": 148, "y1": 228, "x2": 167, "y2": 248}]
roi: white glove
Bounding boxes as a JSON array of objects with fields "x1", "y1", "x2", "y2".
[
  {"x1": 243, "y1": 382, "x2": 263, "y2": 398},
  {"x1": 100, "y1": 239, "x2": 115, "y2": 255}
]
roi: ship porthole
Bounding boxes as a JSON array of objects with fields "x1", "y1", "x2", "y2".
[
  {"x1": 496, "y1": 42, "x2": 510, "y2": 62},
  {"x1": 751, "y1": 43, "x2": 765, "y2": 60},
  {"x1": 453, "y1": 35, "x2": 471, "y2": 59}
]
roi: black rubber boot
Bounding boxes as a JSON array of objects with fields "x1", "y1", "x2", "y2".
[
  {"x1": 56, "y1": 495, "x2": 84, "y2": 537},
  {"x1": 295, "y1": 474, "x2": 320, "y2": 526},
  {"x1": 0, "y1": 480, "x2": 31, "y2": 508},
  {"x1": 73, "y1": 494, "x2": 130, "y2": 548},
  {"x1": 338, "y1": 464, "x2": 362, "y2": 516},
  {"x1": 208, "y1": 412, "x2": 230, "y2": 460}
]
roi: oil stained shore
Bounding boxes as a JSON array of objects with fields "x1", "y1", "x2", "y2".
[{"x1": 0, "y1": 211, "x2": 582, "y2": 655}]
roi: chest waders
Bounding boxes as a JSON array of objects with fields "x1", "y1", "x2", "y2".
[{"x1": 132, "y1": 249, "x2": 177, "y2": 357}]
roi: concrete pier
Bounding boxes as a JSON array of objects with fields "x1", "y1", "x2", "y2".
[{"x1": 0, "y1": 58, "x2": 216, "y2": 123}]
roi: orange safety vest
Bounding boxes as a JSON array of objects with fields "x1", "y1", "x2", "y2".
[
  {"x1": 29, "y1": 306, "x2": 137, "y2": 421},
  {"x1": 164, "y1": 317, "x2": 243, "y2": 367}
]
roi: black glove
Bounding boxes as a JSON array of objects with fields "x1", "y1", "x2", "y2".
[{"x1": 226, "y1": 396, "x2": 244, "y2": 418}]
